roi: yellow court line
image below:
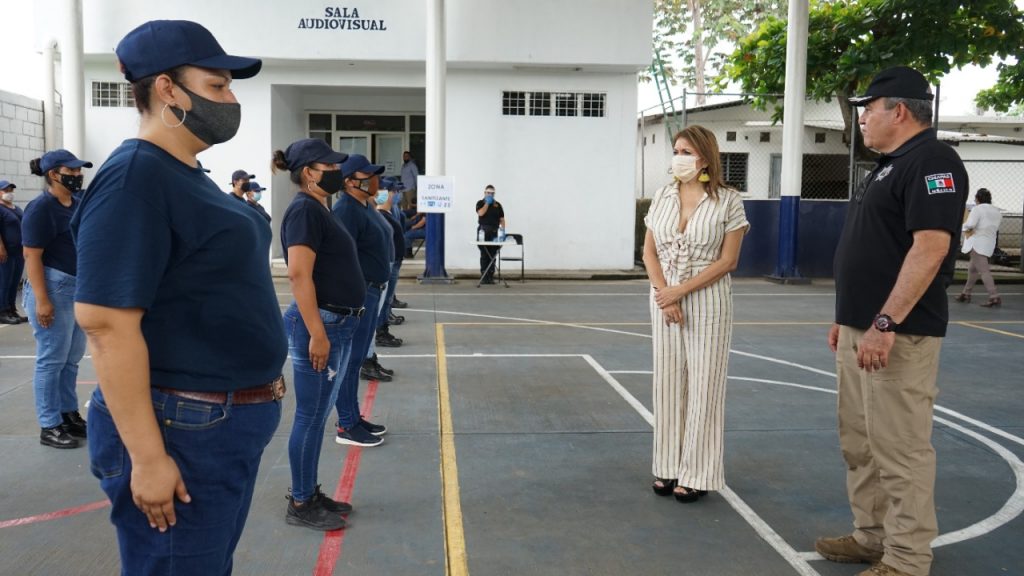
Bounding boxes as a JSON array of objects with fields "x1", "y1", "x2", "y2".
[
  {"x1": 436, "y1": 323, "x2": 469, "y2": 576},
  {"x1": 955, "y1": 321, "x2": 1024, "y2": 339}
]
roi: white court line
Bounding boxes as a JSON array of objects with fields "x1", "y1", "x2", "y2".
[{"x1": 582, "y1": 354, "x2": 821, "y2": 576}]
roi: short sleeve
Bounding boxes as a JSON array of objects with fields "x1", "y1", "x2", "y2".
[
  {"x1": 282, "y1": 201, "x2": 324, "y2": 252},
  {"x1": 643, "y1": 187, "x2": 664, "y2": 229},
  {"x1": 496, "y1": 204, "x2": 505, "y2": 219},
  {"x1": 21, "y1": 201, "x2": 55, "y2": 249},
  {"x1": 724, "y1": 190, "x2": 750, "y2": 234},
  {"x1": 475, "y1": 200, "x2": 485, "y2": 211},
  {"x1": 74, "y1": 174, "x2": 172, "y2": 309},
  {"x1": 905, "y1": 154, "x2": 967, "y2": 235}
]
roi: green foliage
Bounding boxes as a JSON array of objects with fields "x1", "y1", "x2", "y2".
[{"x1": 720, "y1": 0, "x2": 1024, "y2": 119}]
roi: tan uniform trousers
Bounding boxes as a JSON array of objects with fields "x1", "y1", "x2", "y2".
[{"x1": 837, "y1": 325, "x2": 941, "y2": 576}]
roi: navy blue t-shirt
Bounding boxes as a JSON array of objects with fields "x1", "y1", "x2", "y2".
[
  {"x1": 378, "y1": 208, "x2": 404, "y2": 263},
  {"x1": 72, "y1": 139, "x2": 287, "y2": 392},
  {"x1": 281, "y1": 192, "x2": 366, "y2": 308},
  {"x1": 0, "y1": 204, "x2": 24, "y2": 251},
  {"x1": 22, "y1": 191, "x2": 78, "y2": 276},
  {"x1": 331, "y1": 193, "x2": 391, "y2": 283}
]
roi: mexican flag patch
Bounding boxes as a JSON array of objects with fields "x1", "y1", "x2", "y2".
[{"x1": 925, "y1": 173, "x2": 955, "y2": 195}]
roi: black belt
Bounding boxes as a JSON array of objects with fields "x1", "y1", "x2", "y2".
[
  {"x1": 156, "y1": 376, "x2": 286, "y2": 405},
  {"x1": 367, "y1": 281, "x2": 388, "y2": 290},
  {"x1": 322, "y1": 303, "x2": 366, "y2": 317}
]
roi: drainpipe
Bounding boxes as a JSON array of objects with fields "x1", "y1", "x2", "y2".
[
  {"x1": 43, "y1": 39, "x2": 57, "y2": 149},
  {"x1": 60, "y1": 0, "x2": 85, "y2": 156}
]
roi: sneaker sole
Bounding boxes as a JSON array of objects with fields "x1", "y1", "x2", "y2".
[
  {"x1": 285, "y1": 514, "x2": 346, "y2": 531},
  {"x1": 335, "y1": 436, "x2": 384, "y2": 447},
  {"x1": 40, "y1": 440, "x2": 80, "y2": 449},
  {"x1": 814, "y1": 545, "x2": 882, "y2": 564}
]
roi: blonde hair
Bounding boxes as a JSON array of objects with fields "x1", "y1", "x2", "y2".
[{"x1": 673, "y1": 125, "x2": 731, "y2": 200}]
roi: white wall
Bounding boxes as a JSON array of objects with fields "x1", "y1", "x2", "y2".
[{"x1": 445, "y1": 70, "x2": 638, "y2": 270}]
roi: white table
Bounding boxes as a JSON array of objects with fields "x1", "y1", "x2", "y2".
[{"x1": 470, "y1": 241, "x2": 510, "y2": 287}]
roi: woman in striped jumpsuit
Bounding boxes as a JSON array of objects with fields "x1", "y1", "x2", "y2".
[{"x1": 642, "y1": 125, "x2": 749, "y2": 502}]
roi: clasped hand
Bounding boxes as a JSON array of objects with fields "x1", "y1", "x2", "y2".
[{"x1": 654, "y1": 285, "x2": 685, "y2": 326}]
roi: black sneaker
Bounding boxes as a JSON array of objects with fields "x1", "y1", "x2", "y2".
[
  {"x1": 360, "y1": 361, "x2": 393, "y2": 382},
  {"x1": 369, "y1": 354, "x2": 394, "y2": 376},
  {"x1": 0, "y1": 312, "x2": 19, "y2": 325},
  {"x1": 391, "y1": 296, "x2": 408, "y2": 309},
  {"x1": 335, "y1": 424, "x2": 383, "y2": 447},
  {"x1": 285, "y1": 495, "x2": 346, "y2": 531},
  {"x1": 12, "y1": 308, "x2": 28, "y2": 322},
  {"x1": 359, "y1": 418, "x2": 387, "y2": 436},
  {"x1": 312, "y1": 485, "x2": 353, "y2": 514},
  {"x1": 375, "y1": 329, "x2": 403, "y2": 348},
  {"x1": 40, "y1": 426, "x2": 80, "y2": 449},
  {"x1": 61, "y1": 411, "x2": 87, "y2": 438},
  {"x1": 387, "y1": 312, "x2": 405, "y2": 326}
]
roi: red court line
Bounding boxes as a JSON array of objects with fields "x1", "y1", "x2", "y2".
[
  {"x1": 313, "y1": 379, "x2": 380, "y2": 576},
  {"x1": 0, "y1": 499, "x2": 110, "y2": 529}
]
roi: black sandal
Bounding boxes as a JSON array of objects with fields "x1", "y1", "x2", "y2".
[
  {"x1": 652, "y1": 478, "x2": 677, "y2": 496},
  {"x1": 673, "y1": 486, "x2": 708, "y2": 503}
]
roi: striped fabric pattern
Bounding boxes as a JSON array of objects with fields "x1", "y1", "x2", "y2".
[{"x1": 644, "y1": 184, "x2": 748, "y2": 490}]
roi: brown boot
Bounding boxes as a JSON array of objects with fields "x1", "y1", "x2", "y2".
[
  {"x1": 815, "y1": 534, "x2": 884, "y2": 564},
  {"x1": 857, "y1": 562, "x2": 914, "y2": 576}
]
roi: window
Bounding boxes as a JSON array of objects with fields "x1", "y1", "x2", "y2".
[
  {"x1": 814, "y1": 132, "x2": 827, "y2": 144},
  {"x1": 555, "y1": 92, "x2": 577, "y2": 117},
  {"x1": 502, "y1": 91, "x2": 527, "y2": 116},
  {"x1": 581, "y1": 93, "x2": 605, "y2": 117},
  {"x1": 530, "y1": 92, "x2": 551, "y2": 116},
  {"x1": 652, "y1": 133, "x2": 655, "y2": 144},
  {"x1": 309, "y1": 113, "x2": 332, "y2": 131},
  {"x1": 720, "y1": 153, "x2": 748, "y2": 192},
  {"x1": 336, "y1": 115, "x2": 405, "y2": 132},
  {"x1": 91, "y1": 81, "x2": 134, "y2": 108},
  {"x1": 759, "y1": 131, "x2": 771, "y2": 143},
  {"x1": 726, "y1": 131, "x2": 737, "y2": 142}
]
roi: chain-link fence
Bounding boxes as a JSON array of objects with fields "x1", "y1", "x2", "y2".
[{"x1": 962, "y1": 159, "x2": 1024, "y2": 269}]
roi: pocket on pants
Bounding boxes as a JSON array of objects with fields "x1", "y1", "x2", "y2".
[
  {"x1": 155, "y1": 392, "x2": 230, "y2": 431},
  {"x1": 88, "y1": 394, "x2": 127, "y2": 479}
]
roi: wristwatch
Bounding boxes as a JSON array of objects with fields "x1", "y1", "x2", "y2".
[{"x1": 873, "y1": 313, "x2": 897, "y2": 333}]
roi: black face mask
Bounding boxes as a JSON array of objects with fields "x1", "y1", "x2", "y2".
[
  {"x1": 169, "y1": 84, "x2": 241, "y2": 146},
  {"x1": 352, "y1": 176, "x2": 376, "y2": 195},
  {"x1": 59, "y1": 173, "x2": 84, "y2": 193},
  {"x1": 316, "y1": 169, "x2": 344, "y2": 194}
]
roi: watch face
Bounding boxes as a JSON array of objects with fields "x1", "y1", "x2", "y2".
[{"x1": 875, "y1": 315, "x2": 892, "y2": 331}]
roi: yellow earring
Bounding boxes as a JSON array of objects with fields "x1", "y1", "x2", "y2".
[{"x1": 698, "y1": 168, "x2": 710, "y2": 183}]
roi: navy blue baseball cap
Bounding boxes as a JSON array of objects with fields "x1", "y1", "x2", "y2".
[
  {"x1": 283, "y1": 138, "x2": 348, "y2": 172},
  {"x1": 115, "y1": 20, "x2": 262, "y2": 82},
  {"x1": 40, "y1": 149, "x2": 93, "y2": 173},
  {"x1": 247, "y1": 181, "x2": 266, "y2": 192},
  {"x1": 849, "y1": 66, "x2": 934, "y2": 106},
  {"x1": 341, "y1": 154, "x2": 385, "y2": 179},
  {"x1": 0, "y1": 180, "x2": 15, "y2": 190},
  {"x1": 231, "y1": 169, "x2": 254, "y2": 183}
]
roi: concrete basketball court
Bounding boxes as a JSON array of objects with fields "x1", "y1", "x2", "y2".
[{"x1": 0, "y1": 278, "x2": 1021, "y2": 575}]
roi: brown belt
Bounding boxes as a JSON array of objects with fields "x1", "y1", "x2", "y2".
[{"x1": 156, "y1": 376, "x2": 286, "y2": 405}]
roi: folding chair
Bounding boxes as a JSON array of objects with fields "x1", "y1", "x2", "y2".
[{"x1": 498, "y1": 234, "x2": 525, "y2": 283}]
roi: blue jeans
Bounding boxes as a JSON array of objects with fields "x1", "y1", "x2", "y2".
[
  {"x1": 25, "y1": 267, "x2": 87, "y2": 428},
  {"x1": 364, "y1": 281, "x2": 390, "y2": 360},
  {"x1": 404, "y1": 228, "x2": 425, "y2": 244},
  {"x1": 1, "y1": 252, "x2": 24, "y2": 310},
  {"x1": 284, "y1": 303, "x2": 358, "y2": 502},
  {"x1": 335, "y1": 284, "x2": 383, "y2": 429},
  {"x1": 88, "y1": 385, "x2": 281, "y2": 576}
]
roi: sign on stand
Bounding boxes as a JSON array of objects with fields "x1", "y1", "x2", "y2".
[{"x1": 417, "y1": 176, "x2": 454, "y2": 213}]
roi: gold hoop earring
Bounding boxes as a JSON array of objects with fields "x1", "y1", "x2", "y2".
[
  {"x1": 698, "y1": 168, "x2": 710, "y2": 183},
  {"x1": 160, "y1": 103, "x2": 186, "y2": 128}
]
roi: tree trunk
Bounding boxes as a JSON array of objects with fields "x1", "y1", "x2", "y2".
[{"x1": 688, "y1": 0, "x2": 706, "y2": 106}]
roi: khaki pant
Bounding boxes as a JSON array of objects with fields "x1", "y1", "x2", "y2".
[{"x1": 836, "y1": 325, "x2": 941, "y2": 576}]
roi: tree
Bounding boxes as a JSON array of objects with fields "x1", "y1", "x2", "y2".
[
  {"x1": 720, "y1": 0, "x2": 1024, "y2": 156},
  {"x1": 652, "y1": 0, "x2": 788, "y2": 106}
]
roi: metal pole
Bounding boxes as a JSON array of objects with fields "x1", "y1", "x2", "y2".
[
  {"x1": 847, "y1": 108, "x2": 857, "y2": 199},
  {"x1": 420, "y1": 0, "x2": 454, "y2": 283},
  {"x1": 43, "y1": 40, "x2": 57, "y2": 149},
  {"x1": 61, "y1": 0, "x2": 85, "y2": 156},
  {"x1": 767, "y1": 0, "x2": 810, "y2": 284}
]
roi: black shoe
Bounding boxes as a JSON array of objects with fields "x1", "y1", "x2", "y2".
[
  {"x1": 0, "y1": 312, "x2": 19, "y2": 325},
  {"x1": 312, "y1": 484, "x2": 353, "y2": 514},
  {"x1": 40, "y1": 426, "x2": 80, "y2": 449},
  {"x1": 13, "y1": 309, "x2": 27, "y2": 322},
  {"x1": 391, "y1": 296, "x2": 408, "y2": 309},
  {"x1": 335, "y1": 424, "x2": 384, "y2": 447},
  {"x1": 673, "y1": 486, "x2": 708, "y2": 503},
  {"x1": 61, "y1": 411, "x2": 87, "y2": 438},
  {"x1": 359, "y1": 363, "x2": 393, "y2": 382},
  {"x1": 404, "y1": 249, "x2": 415, "y2": 258},
  {"x1": 359, "y1": 418, "x2": 388, "y2": 436},
  {"x1": 375, "y1": 329, "x2": 403, "y2": 348},
  {"x1": 285, "y1": 495, "x2": 346, "y2": 531},
  {"x1": 480, "y1": 278, "x2": 495, "y2": 285},
  {"x1": 388, "y1": 312, "x2": 405, "y2": 326},
  {"x1": 368, "y1": 354, "x2": 394, "y2": 376}
]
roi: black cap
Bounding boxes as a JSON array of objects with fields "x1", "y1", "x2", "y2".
[
  {"x1": 283, "y1": 138, "x2": 348, "y2": 172},
  {"x1": 849, "y1": 66, "x2": 934, "y2": 106},
  {"x1": 231, "y1": 169, "x2": 254, "y2": 183}
]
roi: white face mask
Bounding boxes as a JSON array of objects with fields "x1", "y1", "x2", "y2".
[
  {"x1": 671, "y1": 155, "x2": 699, "y2": 183},
  {"x1": 1, "y1": 193, "x2": 13, "y2": 203}
]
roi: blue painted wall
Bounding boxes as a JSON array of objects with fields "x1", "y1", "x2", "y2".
[{"x1": 736, "y1": 199, "x2": 848, "y2": 278}]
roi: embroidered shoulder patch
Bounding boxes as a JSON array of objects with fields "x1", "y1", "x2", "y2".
[{"x1": 925, "y1": 173, "x2": 955, "y2": 195}]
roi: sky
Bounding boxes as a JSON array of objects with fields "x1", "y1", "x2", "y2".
[{"x1": 0, "y1": 1, "x2": 1013, "y2": 117}]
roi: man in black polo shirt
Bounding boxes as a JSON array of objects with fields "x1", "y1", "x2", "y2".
[
  {"x1": 816, "y1": 67, "x2": 967, "y2": 576},
  {"x1": 475, "y1": 185, "x2": 505, "y2": 284}
]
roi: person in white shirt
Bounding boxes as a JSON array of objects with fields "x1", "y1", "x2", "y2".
[{"x1": 956, "y1": 188, "x2": 1002, "y2": 307}]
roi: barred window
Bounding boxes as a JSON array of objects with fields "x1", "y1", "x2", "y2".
[
  {"x1": 581, "y1": 93, "x2": 605, "y2": 117},
  {"x1": 530, "y1": 92, "x2": 551, "y2": 116},
  {"x1": 554, "y1": 93, "x2": 577, "y2": 117},
  {"x1": 720, "y1": 153, "x2": 748, "y2": 192},
  {"x1": 91, "y1": 81, "x2": 135, "y2": 108},
  {"x1": 502, "y1": 91, "x2": 526, "y2": 116}
]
